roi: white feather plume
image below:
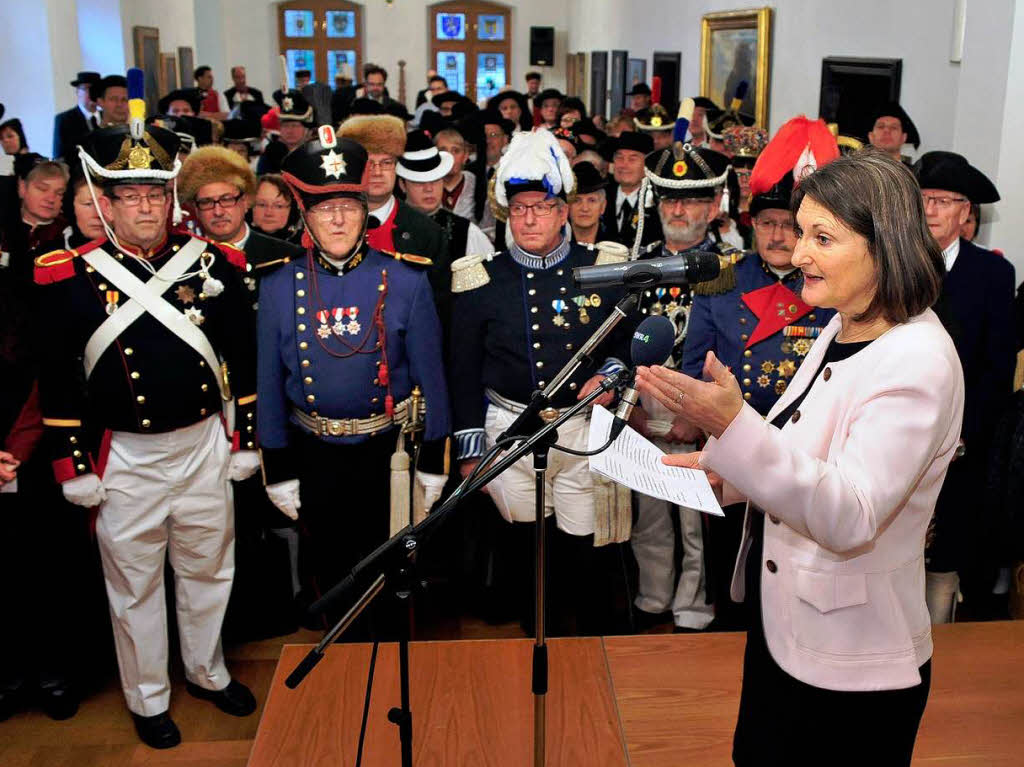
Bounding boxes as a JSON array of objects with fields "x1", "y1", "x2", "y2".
[{"x1": 494, "y1": 129, "x2": 575, "y2": 207}]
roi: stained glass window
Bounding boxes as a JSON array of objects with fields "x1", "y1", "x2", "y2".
[
  {"x1": 284, "y1": 10, "x2": 314, "y2": 37},
  {"x1": 476, "y1": 53, "x2": 505, "y2": 101},
  {"x1": 477, "y1": 14, "x2": 505, "y2": 41},
  {"x1": 436, "y1": 51, "x2": 466, "y2": 96},
  {"x1": 436, "y1": 13, "x2": 466, "y2": 41},
  {"x1": 326, "y1": 10, "x2": 355, "y2": 38},
  {"x1": 328, "y1": 50, "x2": 357, "y2": 84},
  {"x1": 285, "y1": 49, "x2": 316, "y2": 86}
]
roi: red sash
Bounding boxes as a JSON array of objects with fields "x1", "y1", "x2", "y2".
[{"x1": 367, "y1": 202, "x2": 398, "y2": 253}]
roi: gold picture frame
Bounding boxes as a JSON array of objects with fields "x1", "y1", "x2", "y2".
[{"x1": 700, "y1": 7, "x2": 772, "y2": 128}]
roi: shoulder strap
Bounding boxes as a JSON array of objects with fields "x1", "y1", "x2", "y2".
[{"x1": 81, "y1": 240, "x2": 227, "y2": 399}]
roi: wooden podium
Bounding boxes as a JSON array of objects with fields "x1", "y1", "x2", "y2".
[{"x1": 248, "y1": 638, "x2": 629, "y2": 766}]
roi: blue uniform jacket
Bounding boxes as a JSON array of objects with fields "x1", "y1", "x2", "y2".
[
  {"x1": 681, "y1": 254, "x2": 836, "y2": 416},
  {"x1": 257, "y1": 248, "x2": 450, "y2": 481}
]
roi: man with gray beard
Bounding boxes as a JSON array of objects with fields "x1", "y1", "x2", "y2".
[{"x1": 629, "y1": 142, "x2": 738, "y2": 632}]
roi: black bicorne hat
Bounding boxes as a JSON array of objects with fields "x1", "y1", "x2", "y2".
[
  {"x1": 645, "y1": 145, "x2": 730, "y2": 199},
  {"x1": 868, "y1": 102, "x2": 920, "y2": 149},
  {"x1": 79, "y1": 123, "x2": 181, "y2": 186}
]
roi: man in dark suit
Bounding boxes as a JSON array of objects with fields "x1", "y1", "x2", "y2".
[
  {"x1": 599, "y1": 131, "x2": 663, "y2": 251},
  {"x1": 52, "y1": 71, "x2": 101, "y2": 161},
  {"x1": 223, "y1": 66, "x2": 264, "y2": 111},
  {"x1": 914, "y1": 151, "x2": 1017, "y2": 622},
  {"x1": 338, "y1": 114, "x2": 446, "y2": 268}
]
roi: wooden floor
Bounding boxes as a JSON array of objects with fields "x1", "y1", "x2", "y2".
[{"x1": 2, "y1": 620, "x2": 1021, "y2": 766}]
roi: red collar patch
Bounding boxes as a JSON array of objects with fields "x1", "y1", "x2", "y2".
[{"x1": 741, "y1": 282, "x2": 813, "y2": 348}]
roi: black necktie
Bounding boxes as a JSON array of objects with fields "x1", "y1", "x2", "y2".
[{"x1": 620, "y1": 199, "x2": 635, "y2": 231}]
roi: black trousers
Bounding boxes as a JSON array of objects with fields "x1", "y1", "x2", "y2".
[
  {"x1": 509, "y1": 515, "x2": 634, "y2": 637},
  {"x1": 733, "y1": 623, "x2": 931, "y2": 767},
  {"x1": 295, "y1": 429, "x2": 400, "y2": 636}
]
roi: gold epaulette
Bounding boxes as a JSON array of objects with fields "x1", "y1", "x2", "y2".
[
  {"x1": 383, "y1": 250, "x2": 433, "y2": 267},
  {"x1": 692, "y1": 247, "x2": 745, "y2": 296},
  {"x1": 451, "y1": 251, "x2": 499, "y2": 293},
  {"x1": 34, "y1": 248, "x2": 77, "y2": 268}
]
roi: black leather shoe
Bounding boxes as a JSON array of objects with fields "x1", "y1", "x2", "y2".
[
  {"x1": 132, "y1": 711, "x2": 182, "y2": 749},
  {"x1": 0, "y1": 681, "x2": 28, "y2": 722},
  {"x1": 185, "y1": 680, "x2": 257, "y2": 716},
  {"x1": 38, "y1": 679, "x2": 79, "y2": 720}
]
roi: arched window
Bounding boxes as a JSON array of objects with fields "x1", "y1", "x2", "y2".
[
  {"x1": 429, "y1": 1, "x2": 511, "y2": 103},
  {"x1": 277, "y1": 0, "x2": 365, "y2": 88}
]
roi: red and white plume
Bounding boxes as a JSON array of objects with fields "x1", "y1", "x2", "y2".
[{"x1": 748, "y1": 116, "x2": 840, "y2": 197}]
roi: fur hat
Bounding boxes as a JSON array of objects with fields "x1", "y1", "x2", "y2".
[
  {"x1": 177, "y1": 144, "x2": 257, "y2": 203},
  {"x1": 337, "y1": 114, "x2": 406, "y2": 158}
]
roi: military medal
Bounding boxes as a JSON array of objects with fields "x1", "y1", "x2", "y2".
[
  {"x1": 184, "y1": 307, "x2": 204, "y2": 326},
  {"x1": 793, "y1": 338, "x2": 813, "y2": 356},
  {"x1": 316, "y1": 310, "x2": 332, "y2": 338},
  {"x1": 589, "y1": 294, "x2": 601, "y2": 308},
  {"x1": 346, "y1": 305, "x2": 361, "y2": 335},
  {"x1": 332, "y1": 307, "x2": 347, "y2": 336},
  {"x1": 757, "y1": 374, "x2": 770, "y2": 388},
  {"x1": 666, "y1": 287, "x2": 682, "y2": 312},
  {"x1": 552, "y1": 299, "x2": 567, "y2": 326},
  {"x1": 777, "y1": 359, "x2": 797, "y2": 378},
  {"x1": 175, "y1": 284, "x2": 195, "y2": 304},
  {"x1": 105, "y1": 290, "x2": 119, "y2": 315},
  {"x1": 571, "y1": 295, "x2": 591, "y2": 324},
  {"x1": 775, "y1": 380, "x2": 788, "y2": 395}
]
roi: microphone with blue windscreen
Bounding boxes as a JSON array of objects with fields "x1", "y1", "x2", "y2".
[{"x1": 609, "y1": 314, "x2": 675, "y2": 440}]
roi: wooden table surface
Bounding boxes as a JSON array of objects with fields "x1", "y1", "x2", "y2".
[
  {"x1": 249, "y1": 622, "x2": 1024, "y2": 767},
  {"x1": 248, "y1": 637, "x2": 628, "y2": 766}
]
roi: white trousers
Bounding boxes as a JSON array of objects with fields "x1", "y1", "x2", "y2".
[
  {"x1": 630, "y1": 397, "x2": 713, "y2": 629},
  {"x1": 483, "y1": 404, "x2": 596, "y2": 536},
  {"x1": 925, "y1": 570, "x2": 960, "y2": 624},
  {"x1": 95, "y1": 415, "x2": 234, "y2": 716}
]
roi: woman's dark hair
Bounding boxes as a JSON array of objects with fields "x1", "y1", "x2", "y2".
[
  {"x1": 967, "y1": 202, "x2": 981, "y2": 241},
  {"x1": 0, "y1": 119, "x2": 28, "y2": 152},
  {"x1": 248, "y1": 173, "x2": 301, "y2": 235},
  {"x1": 790, "y1": 147, "x2": 944, "y2": 325}
]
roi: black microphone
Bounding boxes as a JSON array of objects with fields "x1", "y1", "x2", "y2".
[
  {"x1": 572, "y1": 250, "x2": 720, "y2": 289},
  {"x1": 609, "y1": 315, "x2": 675, "y2": 440}
]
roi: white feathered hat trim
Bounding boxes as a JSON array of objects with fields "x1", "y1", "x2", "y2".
[{"x1": 493, "y1": 128, "x2": 576, "y2": 208}]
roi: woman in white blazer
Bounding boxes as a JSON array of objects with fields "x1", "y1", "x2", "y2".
[{"x1": 636, "y1": 149, "x2": 965, "y2": 767}]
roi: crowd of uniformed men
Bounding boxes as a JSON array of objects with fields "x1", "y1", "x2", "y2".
[{"x1": 0, "y1": 61, "x2": 1020, "y2": 749}]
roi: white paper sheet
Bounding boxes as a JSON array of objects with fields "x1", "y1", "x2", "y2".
[{"x1": 587, "y1": 406, "x2": 723, "y2": 516}]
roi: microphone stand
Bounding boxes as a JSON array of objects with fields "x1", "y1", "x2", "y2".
[{"x1": 286, "y1": 369, "x2": 632, "y2": 767}]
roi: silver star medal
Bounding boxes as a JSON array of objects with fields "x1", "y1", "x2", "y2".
[
  {"x1": 184, "y1": 307, "x2": 205, "y2": 326},
  {"x1": 320, "y1": 149, "x2": 347, "y2": 179}
]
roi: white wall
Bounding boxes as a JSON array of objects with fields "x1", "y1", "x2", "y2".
[
  {"x1": 120, "y1": 0, "x2": 198, "y2": 84},
  {"x1": 193, "y1": 0, "x2": 568, "y2": 108},
  {"x1": 990, "y1": 1, "x2": 1024, "y2": 279},
  {"x1": 78, "y1": 0, "x2": 127, "y2": 74}
]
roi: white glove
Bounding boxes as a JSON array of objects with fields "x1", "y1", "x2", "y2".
[
  {"x1": 63, "y1": 473, "x2": 107, "y2": 508},
  {"x1": 266, "y1": 479, "x2": 301, "y2": 520},
  {"x1": 416, "y1": 472, "x2": 447, "y2": 511},
  {"x1": 228, "y1": 451, "x2": 261, "y2": 481}
]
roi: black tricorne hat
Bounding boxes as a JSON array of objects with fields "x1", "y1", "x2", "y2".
[
  {"x1": 913, "y1": 151, "x2": 999, "y2": 204},
  {"x1": 645, "y1": 145, "x2": 730, "y2": 199},
  {"x1": 384, "y1": 101, "x2": 413, "y2": 122},
  {"x1": 481, "y1": 110, "x2": 515, "y2": 137},
  {"x1": 347, "y1": 97, "x2": 384, "y2": 117},
  {"x1": 570, "y1": 118, "x2": 606, "y2": 144},
  {"x1": 396, "y1": 129, "x2": 454, "y2": 183},
  {"x1": 627, "y1": 82, "x2": 652, "y2": 97},
  {"x1": 280, "y1": 127, "x2": 369, "y2": 207},
  {"x1": 222, "y1": 118, "x2": 261, "y2": 145},
  {"x1": 600, "y1": 130, "x2": 654, "y2": 161},
  {"x1": 273, "y1": 88, "x2": 315, "y2": 125},
  {"x1": 535, "y1": 88, "x2": 564, "y2": 106},
  {"x1": 634, "y1": 105, "x2": 673, "y2": 132},
  {"x1": 157, "y1": 88, "x2": 202, "y2": 116},
  {"x1": 71, "y1": 71, "x2": 101, "y2": 87},
  {"x1": 572, "y1": 161, "x2": 606, "y2": 195},
  {"x1": 90, "y1": 75, "x2": 128, "y2": 103},
  {"x1": 79, "y1": 123, "x2": 181, "y2": 186},
  {"x1": 868, "y1": 102, "x2": 920, "y2": 149},
  {"x1": 486, "y1": 90, "x2": 532, "y2": 132},
  {"x1": 13, "y1": 152, "x2": 48, "y2": 180},
  {"x1": 431, "y1": 90, "x2": 468, "y2": 108},
  {"x1": 748, "y1": 170, "x2": 794, "y2": 217}
]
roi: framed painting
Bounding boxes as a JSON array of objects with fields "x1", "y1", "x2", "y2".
[
  {"x1": 590, "y1": 51, "x2": 608, "y2": 119},
  {"x1": 627, "y1": 58, "x2": 647, "y2": 93},
  {"x1": 159, "y1": 53, "x2": 178, "y2": 95},
  {"x1": 700, "y1": 7, "x2": 772, "y2": 127},
  {"x1": 177, "y1": 46, "x2": 195, "y2": 91},
  {"x1": 132, "y1": 26, "x2": 161, "y2": 115}
]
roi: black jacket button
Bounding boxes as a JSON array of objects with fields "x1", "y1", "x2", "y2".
[
  {"x1": 823, "y1": 367, "x2": 832, "y2": 381},
  {"x1": 769, "y1": 515, "x2": 780, "y2": 524},
  {"x1": 766, "y1": 560, "x2": 778, "y2": 574},
  {"x1": 791, "y1": 410, "x2": 801, "y2": 423}
]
